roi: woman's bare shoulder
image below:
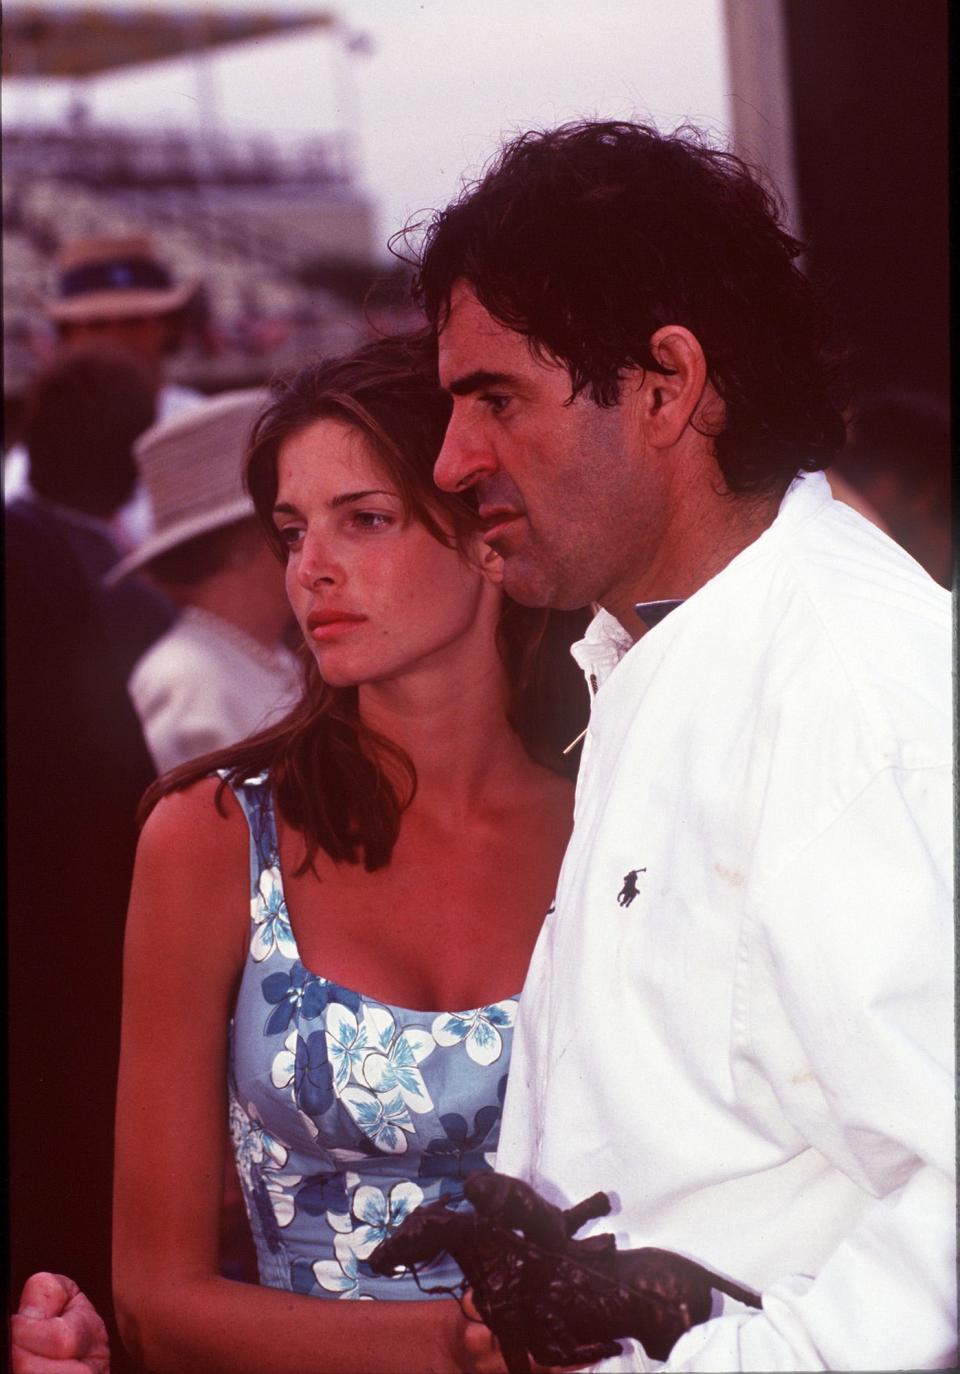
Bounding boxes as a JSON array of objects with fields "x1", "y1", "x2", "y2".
[
  {"x1": 127, "y1": 777, "x2": 251, "y2": 972},
  {"x1": 140, "y1": 776, "x2": 244, "y2": 846},
  {"x1": 135, "y1": 776, "x2": 250, "y2": 890}
]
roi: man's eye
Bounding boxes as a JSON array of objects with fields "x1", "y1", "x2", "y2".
[{"x1": 480, "y1": 393, "x2": 511, "y2": 415}]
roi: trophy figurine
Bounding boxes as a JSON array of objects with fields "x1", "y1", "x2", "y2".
[{"x1": 369, "y1": 1171, "x2": 762, "y2": 1372}]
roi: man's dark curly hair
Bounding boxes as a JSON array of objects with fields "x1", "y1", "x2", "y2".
[{"x1": 410, "y1": 120, "x2": 846, "y2": 496}]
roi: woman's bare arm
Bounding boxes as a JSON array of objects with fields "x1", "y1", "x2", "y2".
[{"x1": 112, "y1": 780, "x2": 499, "y2": 1374}]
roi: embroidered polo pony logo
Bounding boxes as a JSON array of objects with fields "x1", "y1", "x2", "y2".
[{"x1": 617, "y1": 868, "x2": 646, "y2": 908}]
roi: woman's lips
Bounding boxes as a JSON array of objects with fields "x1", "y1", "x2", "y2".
[{"x1": 307, "y1": 612, "x2": 367, "y2": 641}]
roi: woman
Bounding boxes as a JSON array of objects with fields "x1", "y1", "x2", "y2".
[{"x1": 110, "y1": 334, "x2": 589, "y2": 1373}]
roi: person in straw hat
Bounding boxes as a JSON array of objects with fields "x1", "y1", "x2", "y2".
[
  {"x1": 4, "y1": 234, "x2": 206, "y2": 545},
  {"x1": 113, "y1": 389, "x2": 301, "y2": 774}
]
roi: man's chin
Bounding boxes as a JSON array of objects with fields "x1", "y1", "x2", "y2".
[
  {"x1": 501, "y1": 556, "x2": 584, "y2": 610},
  {"x1": 498, "y1": 557, "x2": 550, "y2": 607}
]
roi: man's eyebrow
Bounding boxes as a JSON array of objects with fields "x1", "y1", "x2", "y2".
[{"x1": 445, "y1": 369, "x2": 518, "y2": 397}]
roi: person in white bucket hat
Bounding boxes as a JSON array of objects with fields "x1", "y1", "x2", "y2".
[{"x1": 114, "y1": 389, "x2": 302, "y2": 774}]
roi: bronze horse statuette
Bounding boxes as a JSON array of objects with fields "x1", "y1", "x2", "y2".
[{"x1": 369, "y1": 1171, "x2": 762, "y2": 1372}]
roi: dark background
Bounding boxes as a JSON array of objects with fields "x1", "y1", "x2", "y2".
[{"x1": 783, "y1": 0, "x2": 949, "y2": 405}]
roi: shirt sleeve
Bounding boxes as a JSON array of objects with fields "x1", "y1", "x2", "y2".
[{"x1": 660, "y1": 762, "x2": 956, "y2": 1371}]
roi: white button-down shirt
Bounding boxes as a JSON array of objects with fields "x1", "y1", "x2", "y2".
[{"x1": 497, "y1": 472, "x2": 955, "y2": 1370}]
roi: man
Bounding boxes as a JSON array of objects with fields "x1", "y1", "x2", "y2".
[
  {"x1": 7, "y1": 501, "x2": 156, "y2": 1374},
  {"x1": 4, "y1": 234, "x2": 204, "y2": 545},
  {"x1": 13, "y1": 344, "x2": 176, "y2": 681},
  {"x1": 832, "y1": 387, "x2": 952, "y2": 588},
  {"x1": 420, "y1": 122, "x2": 954, "y2": 1370},
  {"x1": 42, "y1": 234, "x2": 203, "y2": 422}
]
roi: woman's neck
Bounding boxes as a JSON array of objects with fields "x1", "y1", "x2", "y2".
[{"x1": 356, "y1": 655, "x2": 535, "y2": 816}]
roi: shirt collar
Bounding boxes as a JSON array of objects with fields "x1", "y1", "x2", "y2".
[
  {"x1": 570, "y1": 606, "x2": 635, "y2": 692},
  {"x1": 569, "y1": 471, "x2": 832, "y2": 690}
]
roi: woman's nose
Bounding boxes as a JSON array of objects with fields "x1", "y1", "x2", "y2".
[{"x1": 295, "y1": 531, "x2": 341, "y2": 590}]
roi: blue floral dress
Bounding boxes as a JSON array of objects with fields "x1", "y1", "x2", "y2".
[{"x1": 226, "y1": 772, "x2": 519, "y2": 1301}]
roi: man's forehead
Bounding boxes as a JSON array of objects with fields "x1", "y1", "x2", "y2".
[
  {"x1": 438, "y1": 280, "x2": 557, "y2": 386},
  {"x1": 440, "y1": 281, "x2": 511, "y2": 344}
]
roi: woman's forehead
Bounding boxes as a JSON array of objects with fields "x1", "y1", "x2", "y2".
[{"x1": 277, "y1": 416, "x2": 398, "y2": 492}]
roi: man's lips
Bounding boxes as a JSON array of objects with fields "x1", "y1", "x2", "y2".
[
  {"x1": 306, "y1": 610, "x2": 367, "y2": 640},
  {"x1": 479, "y1": 506, "x2": 525, "y2": 544}
]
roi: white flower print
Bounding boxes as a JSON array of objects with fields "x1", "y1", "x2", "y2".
[
  {"x1": 250, "y1": 866, "x2": 297, "y2": 963},
  {"x1": 228, "y1": 1095, "x2": 290, "y2": 1190},
  {"x1": 324, "y1": 1170, "x2": 362, "y2": 1236},
  {"x1": 313, "y1": 1233, "x2": 362, "y2": 1297},
  {"x1": 339, "y1": 1085, "x2": 413, "y2": 1154},
  {"x1": 432, "y1": 1000, "x2": 518, "y2": 1066},
  {"x1": 360, "y1": 1024, "x2": 435, "y2": 1116},
  {"x1": 263, "y1": 1170, "x2": 303, "y2": 1228},
  {"x1": 325, "y1": 1002, "x2": 371, "y2": 1091},
  {"x1": 271, "y1": 1029, "x2": 297, "y2": 1089},
  {"x1": 364, "y1": 1004, "x2": 396, "y2": 1052},
  {"x1": 227, "y1": 1094, "x2": 298, "y2": 1235},
  {"x1": 312, "y1": 1233, "x2": 375, "y2": 1299},
  {"x1": 326, "y1": 1004, "x2": 436, "y2": 1136},
  {"x1": 346, "y1": 1181, "x2": 425, "y2": 1259}
]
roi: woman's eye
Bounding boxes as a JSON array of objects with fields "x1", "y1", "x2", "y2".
[
  {"x1": 351, "y1": 511, "x2": 394, "y2": 531},
  {"x1": 276, "y1": 526, "x2": 304, "y2": 549}
]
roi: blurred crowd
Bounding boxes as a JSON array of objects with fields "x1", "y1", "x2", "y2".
[{"x1": 6, "y1": 237, "x2": 300, "y2": 1363}]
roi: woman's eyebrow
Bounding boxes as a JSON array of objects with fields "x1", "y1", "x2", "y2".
[
  {"x1": 273, "y1": 489, "x2": 397, "y2": 519},
  {"x1": 329, "y1": 488, "x2": 396, "y2": 509}
]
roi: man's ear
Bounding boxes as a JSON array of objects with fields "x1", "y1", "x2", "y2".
[{"x1": 624, "y1": 326, "x2": 711, "y2": 450}]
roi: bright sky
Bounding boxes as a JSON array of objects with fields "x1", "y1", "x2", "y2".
[{"x1": 4, "y1": 0, "x2": 733, "y2": 259}]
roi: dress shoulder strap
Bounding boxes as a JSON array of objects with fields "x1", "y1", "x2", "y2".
[{"x1": 217, "y1": 769, "x2": 280, "y2": 901}]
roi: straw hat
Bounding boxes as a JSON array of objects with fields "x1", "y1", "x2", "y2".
[
  {"x1": 45, "y1": 235, "x2": 200, "y2": 324},
  {"x1": 106, "y1": 388, "x2": 269, "y2": 584}
]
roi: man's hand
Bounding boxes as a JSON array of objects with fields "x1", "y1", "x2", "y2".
[
  {"x1": 460, "y1": 1290, "x2": 569, "y2": 1374},
  {"x1": 11, "y1": 1272, "x2": 110, "y2": 1374}
]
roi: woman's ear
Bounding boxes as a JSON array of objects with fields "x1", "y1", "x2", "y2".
[
  {"x1": 478, "y1": 543, "x2": 505, "y2": 586},
  {"x1": 462, "y1": 530, "x2": 505, "y2": 584},
  {"x1": 463, "y1": 531, "x2": 505, "y2": 584}
]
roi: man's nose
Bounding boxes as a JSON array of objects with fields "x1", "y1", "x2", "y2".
[{"x1": 434, "y1": 414, "x2": 498, "y2": 493}]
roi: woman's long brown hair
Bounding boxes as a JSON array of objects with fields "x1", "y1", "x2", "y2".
[{"x1": 138, "y1": 333, "x2": 591, "y2": 872}]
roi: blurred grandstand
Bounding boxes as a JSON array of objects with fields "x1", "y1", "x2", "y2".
[{"x1": 3, "y1": 4, "x2": 420, "y2": 438}]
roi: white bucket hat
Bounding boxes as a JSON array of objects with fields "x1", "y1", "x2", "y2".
[{"x1": 106, "y1": 387, "x2": 270, "y2": 584}]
